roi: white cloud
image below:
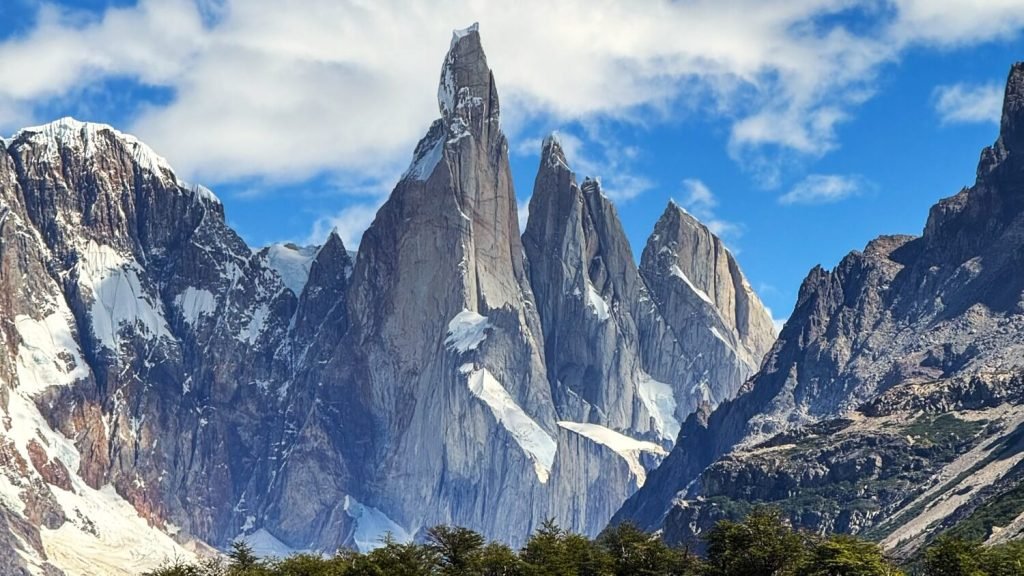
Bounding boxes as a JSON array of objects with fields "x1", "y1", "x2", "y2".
[
  {"x1": 678, "y1": 179, "x2": 741, "y2": 239},
  {"x1": 0, "y1": 0, "x2": 1022, "y2": 188},
  {"x1": 933, "y1": 83, "x2": 1004, "y2": 125},
  {"x1": 887, "y1": 0, "x2": 1024, "y2": 48},
  {"x1": 778, "y1": 174, "x2": 867, "y2": 205},
  {"x1": 764, "y1": 306, "x2": 789, "y2": 335},
  {"x1": 518, "y1": 127, "x2": 654, "y2": 202},
  {"x1": 517, "y1": 198, "x2": 531, "y2": 232},
  {"x1": 306, "y1": 202, "x2": 382, "y2": 248}
]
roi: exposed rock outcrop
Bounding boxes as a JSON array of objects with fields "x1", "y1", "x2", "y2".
[{"x1": 613, "y1": 62, "x2": 1024, "y2": 557}]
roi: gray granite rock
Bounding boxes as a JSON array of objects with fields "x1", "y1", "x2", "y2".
[{"x1": 612, "y1": 62, "x2": 1024, "y2": 556}]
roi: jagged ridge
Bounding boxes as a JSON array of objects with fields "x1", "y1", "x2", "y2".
[
  {"x1": 612, "y1": 61, "x2": 1024, "y2": 557},
  {"x1": 0, "y1": 25, "x2": 775, "y2": 574}
]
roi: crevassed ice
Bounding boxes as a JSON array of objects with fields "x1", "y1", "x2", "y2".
[
  {"x1": 637, "y1": 373, "x2": 680, "y2": 442},
  {"x1": 445, "y1": 309, "x2": 490, "y2": 353},
  {"x1": 464, "y1": 367, "x2": 556, "y2": 483},
  {"x1": 557, "y1": 422, "x2": 666, "y2": 487},
  {"x1": 343, "y1": 495, "x2": 412, "y2": 552}
]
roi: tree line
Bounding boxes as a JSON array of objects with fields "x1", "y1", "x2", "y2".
[{"x1": 144, "y1": 508, "x2": 1024, "y2": 576}]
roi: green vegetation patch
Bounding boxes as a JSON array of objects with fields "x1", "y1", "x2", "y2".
[
  {"x1": 947, "y1": 480, "x2": 1024, "y2": 542},
  {"x1": 902, "y1": 414, "x2": 988, "y2": 448}
]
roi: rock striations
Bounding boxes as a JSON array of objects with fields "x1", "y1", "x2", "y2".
[
  {"x1": 612, "y1": 62, "x2": 1024, "y2": 558},
  {"x1": 0, "y1": 25, "x2": 774, "y2": 574}
]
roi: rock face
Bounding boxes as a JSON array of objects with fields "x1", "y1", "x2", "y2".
[
  {"x1": 639, "y1": 202, "x2": 776, "y2": 416},
  {"x1": 0, "y1": 25, "x2": 775, "y2": 573},
  {"x1": 290, "y1": 24, "x2": 559, "y2": 549},
  {"x1": 0, "y1": 118, "x2": 291, "y2": 574},
  {"x1": 522, "y1": 136, "x2": 773, "y2": 443},
  {"x1": 612, "y1": 62, "x2": 1024, "y2": 557}
]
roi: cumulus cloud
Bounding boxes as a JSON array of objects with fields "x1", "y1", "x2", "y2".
[
  {"x1": 0, "y1": 0, "x2": 1022, "y2": 189},
  {"x1": 934, "y1": 83, "x2": 1004, "y2": 125},
  {"x1": 778, "y1": 174, "x2": 868, "y2": 205},
  {"x1": 306, "y1": 202, "x2": 382, "y2": 248}
]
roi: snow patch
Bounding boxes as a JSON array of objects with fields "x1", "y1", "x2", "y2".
[
  {"x1": 0, "y1": 473, "x2": 25, "y2": 517},
  {"x1": 670, "y1": 265, "x2": 714, "y2": 305},
  {"x1": 450, "y1": 22, "x2": 479, "y2": 46},
  {"x1": 690, "y1": 380, "x2": 713, "y2": 406},
  {"x1": 174, "y1": 287, "x2": 216, "y2": 327},
  {"x1": 637, "y1": 373, "x2": 680, "y2": 442},
  {"x1": 543, "y1": 132, "x2": 570, "y2": 170},
  {"x1": 586, "y1": 283, "x2": 610, "y2": 321},
  {"x1": 709, "y1": 325, "x2": 755, "y2": 368},
  {"x1": 404, "y1": 131, "x2": 444, "y2": 182},
  {"x1": 2, "y1": 386, "x2": 194, "y2": 575},
  {"x1": 445, "y1": 309, "x2": 491, "y2": 353},
  {"x1": 238, "y1": 304, "x2": 271, "y2": 344},
  {"x1": 76, "y1": 241, "x2": 172, "y2": 351},
  {"x1": 464, "y1": 368, "x2": 557, "y2": 483},
  {"x1": 557, "y1": 422, "x2": 666, "y2": 487},
  {"x1": 236, "y1": 529, "x2": 297, "y2": 559},
  {"x1": 41, "y1": 484, "x2": 193, "y2": 575},
  {"x1": 709, "y1": 326, "x2": 730, "y2": 347},
  {"x1": 263, "y1": 243, "x2": 318, "y2": 295},
  {"x1": 193, "y1": 184, "x2": 220, "y2": 204},
  {"x1": 15, "y1": 117, "x2": 173, "y2": 178},
  {"x1": 14, "y1": 311, "x2": 90, "y2": 395},
  {"x1": 343, "y1": 495, "x2": 412, "y2": 552},
  {"x1": 184, "y1": 182, "x2": 220, "y2": 205},
  {"x1": 176, "y1": 178, "x2": 221, "y2": 205}
]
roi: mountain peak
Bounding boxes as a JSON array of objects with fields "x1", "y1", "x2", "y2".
[
  {"x1": 1000, "y1": 61, "x2": 1024, "y2": 151},
  {"x1": 11, "y1": 116, "x2": 174, "y2": 177},
  {"x1": 541, "y1": 133, "x2": 569, "y2": 170},
  {"x1": 437, "y1": 23, "x2": 499, "y2": 126},
  {"x1": 656, "y1": 199, "x2": 699, "y2": 234},
  {"x1": 450, "y1": 22, "x2": 480, "y2": 48}
]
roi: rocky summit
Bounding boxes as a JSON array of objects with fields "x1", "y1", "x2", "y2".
[
  {"x1": 612, "y1": 62, "x2": 1024, "y2": 559},
  {"x1": 0, "y1": 26, "x2": 774, "y2": 575}
]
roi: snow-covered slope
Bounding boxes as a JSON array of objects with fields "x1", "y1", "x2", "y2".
[{"x1": 258, "y1": 243, "x2": 318, "y2": 296}]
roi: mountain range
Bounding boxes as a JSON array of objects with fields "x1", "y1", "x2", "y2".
[
  {"x1": 1, "y1": 23, "x2": 1022, "y2": 576},
  {"x1": 0, "y1": 25, "x2": 775, "y2": 575},
  {"x1": 613, "y1": 59, "x2": 1024, "y2": 560}
]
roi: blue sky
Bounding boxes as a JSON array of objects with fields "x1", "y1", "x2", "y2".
[{"x1": 1, "y1": 1, "x2": 1021, "y2": 325}]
